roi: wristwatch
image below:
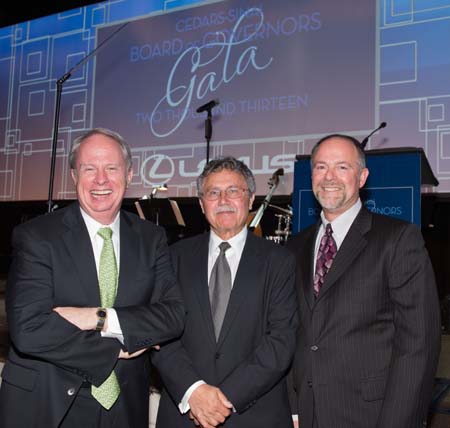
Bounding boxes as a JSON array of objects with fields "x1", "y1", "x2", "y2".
[{"x1": 95, "y1": 308, "x2": 107, "y2": 332}]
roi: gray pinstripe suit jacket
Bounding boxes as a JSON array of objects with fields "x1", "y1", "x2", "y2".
[{"x1": 286, "y1": 207, "x2": 441, "y2": 428}]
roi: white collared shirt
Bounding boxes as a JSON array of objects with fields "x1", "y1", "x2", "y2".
[
  {"x1": 208, "y1": 226, "x2": 248, "y2": 287},
  {"x1": 313, "y1": 199, "x2": 362, "y2": 273},
  {"x1": 80, "y1": 208, "x2": 121, "y2": 272}
]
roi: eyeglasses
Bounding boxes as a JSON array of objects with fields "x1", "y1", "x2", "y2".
[{"x1": 201, "y1": 186, "x2": 249, "y2": 201}]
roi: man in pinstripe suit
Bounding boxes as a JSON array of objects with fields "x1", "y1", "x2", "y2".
[{"x1": 287, "y1": 134, "x2": 441, "y2": 428}]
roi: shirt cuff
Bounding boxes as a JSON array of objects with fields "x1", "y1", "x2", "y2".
[
  {"x1": 178, "y1": 380, "x2": 206, "y2": 414},
  {"x1": 100, "y1": 308, "x2": 124, "y2": 345}
]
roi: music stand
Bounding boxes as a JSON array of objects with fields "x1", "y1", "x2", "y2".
[{"x1": 135, "y1": 198, "x2": 185, "y2": 228}]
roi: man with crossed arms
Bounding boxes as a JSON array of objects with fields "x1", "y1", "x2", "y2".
[{"x1": 0, "y1": 128, "x2": 184, "y2": 428}]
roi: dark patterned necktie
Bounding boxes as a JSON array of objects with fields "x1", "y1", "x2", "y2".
[
  {"x1": 209, "y1": 242, "x2": 232, "y2": 340},
  {"x1": 313, "y1": 223, "x2": 337, "y2": 297}
]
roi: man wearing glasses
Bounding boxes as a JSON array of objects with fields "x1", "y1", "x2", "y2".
[{"x1": 152, "y1": 156, "x2": 298, "y2": 428}]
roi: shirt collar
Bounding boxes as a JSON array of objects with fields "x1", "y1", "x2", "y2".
[
  {"x1": 320, "y1": 199, "x2": 362, "y2": 243},
  {"x1": 209, "y1": 226, "x2": 248, "y2": 254},
  {"x1": 79, "y1": 207, "x2": 121, "y2": 240}
]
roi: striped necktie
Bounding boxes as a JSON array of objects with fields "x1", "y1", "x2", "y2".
[{"x1": 313, "y1": 223, "x2": 337, "y2": 297}]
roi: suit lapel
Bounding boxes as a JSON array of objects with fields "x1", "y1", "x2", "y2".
[
  {"x1": 192, "y1": 234, "x2": 217, "y2": 344},
  {"x1": 301, "y1": 225, "x2": 319, "y2": 310},
  {"x1": 217, "y1": 231, "x2": 259, "y2": 346},
  {"x1": 115, "y1": 211, "x2": 139, "y2": 305},
  {"x1": 316, "y1": 208, "x2": 372, "y2": 302},
  {"x1": 62, "y1": 203, "x2": 100, "y2": 305}
]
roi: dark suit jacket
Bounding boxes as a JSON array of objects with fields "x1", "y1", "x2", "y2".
[
  {"x1": 286, "y1": 208, "x2": 441, "y2": 428},
  {"x1": 0, "y1": 202, "x2": 184, "y2": 428},
  {"x1": 152, "y1": 231, "x2": 298, "y2": 428}
]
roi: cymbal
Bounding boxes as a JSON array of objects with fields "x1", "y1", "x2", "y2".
[{"x1": 268, "y1": 204, "x2": 293, "y2": 216}]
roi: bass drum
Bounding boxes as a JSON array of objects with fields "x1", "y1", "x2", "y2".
[
  {"x1": 246, "y1": 211, "x2": 263, "y2": 237},
  {"x1": 266, "y1": 235, "x2": 283, "y2": 244}
]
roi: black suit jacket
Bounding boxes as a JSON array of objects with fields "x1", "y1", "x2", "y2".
[
  {"x1": 0, "y1": 202, "x2": 184, "y2": 428},
  {"x1": 286, "y1": 208, "x2": 441, "y2": 428},
  {"x1": 152, "y1": 231, "x2": 298, "y2": 428}
]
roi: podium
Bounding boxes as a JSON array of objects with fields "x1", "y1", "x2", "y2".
[{"x1": 291, "y1": 147, "x2": 438, "y2": 234}]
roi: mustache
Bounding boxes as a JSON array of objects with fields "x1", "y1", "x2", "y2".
[
  {"x1": 214, "y1": 205, "x2": 236, "y2": 214},
  {"x1": 319, "y1": 180, "x2": 343, "y2": 187}
]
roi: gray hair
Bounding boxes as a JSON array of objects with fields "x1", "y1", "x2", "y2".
[
  {"x1": 69, "y1": 128, "x2": 132, "y2": 171},
  {"x1": 197, "y1": 156, "x2": 256, "y2": 196},
  {"x1": 310, "y1": 134, "x2": 366, "y2": 171}
]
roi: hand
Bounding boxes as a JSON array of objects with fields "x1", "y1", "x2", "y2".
[
  {"x1": 118, "y1": 348, "x2": 148, "y2": 359},
  {"x1": 188, "y1": 384, "x2": 233, "y2": 428},
  {"x1": 53, "y1": 307, "x2": 98, "y2": 330},
  {"x1": 188, "y1": 411, "x2": 200, "y2": 426}
]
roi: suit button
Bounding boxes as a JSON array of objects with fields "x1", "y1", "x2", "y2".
[
  {"x1": 307, "y1": 381, "x2": 312, "y2": 388},
  {"x1": 310, "y1": 345, "x2": 318, "y2": 351},
  {"x1": 215, "y1": 352, "x2": 220, "y2": 359},
  {"x1": 67, "y1": 387, "x2": 76, "y2": 396}
]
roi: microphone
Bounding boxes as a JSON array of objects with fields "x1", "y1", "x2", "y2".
[
  {"x1": 196, "y1": 99, "x2": 220, "y2": 113},
  {"x1": 360, "y1": 122, "x2": 387, "y2": 150}
]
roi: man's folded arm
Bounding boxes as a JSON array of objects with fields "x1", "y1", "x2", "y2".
[
  {"x1": 7, "y1": 225, "x2": 121, "y2": 385},
  {"x1": 115, "y1": 231, "x2": 185, "y2": 353}
]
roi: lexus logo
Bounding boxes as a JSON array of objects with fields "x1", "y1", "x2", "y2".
[{"x1": 140, "y1": 154, "x2": 175, "y2": 187}]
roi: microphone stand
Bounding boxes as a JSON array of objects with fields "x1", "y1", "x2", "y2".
[
  {"x1": 46, "y1": 22, "x2": 128, "y2": 213},
  {"x1": 360, "y1": 122, "x2": 387, "y2": 151},
  {"x1": 204, "y1": 108, "x2": 213, "y2": 164}
]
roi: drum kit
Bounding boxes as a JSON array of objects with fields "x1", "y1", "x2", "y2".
[
  {"x1": 247, "y1": 168, "x2": 293, "y2": 245},
  {"x1": 265, "y1": 204, "x2": 293, "y2": 245}
]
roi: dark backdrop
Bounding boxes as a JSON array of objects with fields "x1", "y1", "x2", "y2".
[{"x1": 0, "y1": 1, "x2": 100, "y2": 28}]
